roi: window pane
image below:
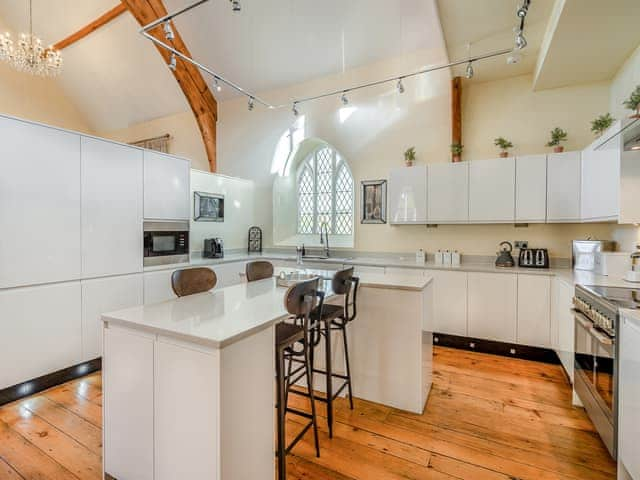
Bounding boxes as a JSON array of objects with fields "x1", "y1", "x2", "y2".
[
  {"x1": 298, "y1": 166, "x2": 314, "y2": 234},
  {"x1": 316, "y1": 148, "x2": 333, "y2": 233},
  {"x1": 335, "y1": 164, "x2": 353, "y2": 234}
]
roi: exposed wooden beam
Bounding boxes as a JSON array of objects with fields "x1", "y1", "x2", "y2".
[
  {"x1": 53, "y1": 4, "x2": 127, "y2": 51},
  {"x1": 122, "y1": 0, "x2": 218, "y2": 172},
  {"x1": 451, "y1": 76, "x2": 462, "y2": 161}
]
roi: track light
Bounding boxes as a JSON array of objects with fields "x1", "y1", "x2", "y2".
[
  {"x1": 168, "y1": 53, "x2": 177, "y2": 71},
  {"x1": 231, "y1": 0, "x2": 241, "y2": 12},
  {"x1": 163, "y1": 21, "x2": 174, "y2": 40},
  {"x1": 213, "y1": 77, "x2": 222, "y2": 92},
  {"x1": 396, "y1": 78, "x2": 405, "y2": 94},
  {"x1": 341, "y1": 92, "x2": 349, "y2": 105},
  {"x1": 292, "y1": 102, "x2": 299, "y2": 117},
  {"x1": 465, "y1": 61, "x2": 474, "y2": 79},
  {"x1": 515, "y1": 30, "x2": 527, "y2": 50},
  {"x1": 507, "y1": 52, "x2": 522, "y2": 64},
  {"x1": 517, "y1": 0, "x2": 530, "y2": 18},
  {"x1": 248, "y1": 97, "x2": 254, "y2": 111}
]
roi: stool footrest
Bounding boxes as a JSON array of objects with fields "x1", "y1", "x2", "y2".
[{"x1": 289, "y1": 379, "x2": 350, "y2": 403}]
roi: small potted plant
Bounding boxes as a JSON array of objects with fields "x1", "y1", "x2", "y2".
[
  {"x1": 404, "y1": 147, "x2": 416, "y2": 166},
  {"x1": 494, "y1": 137, "x2": 513, "y2": 158},
  {"x1": 546, "y1": 127, "x2": 567, "y2": 153},
  {"x1": 450, "y1": 143, "x2": 463, "y2": 162},
  {"x1": 623, "y1": 85, "x2": 640, "y2": 119},
  {"x1": 590, "y1": 113, "x2": 615, "y2": 137}
]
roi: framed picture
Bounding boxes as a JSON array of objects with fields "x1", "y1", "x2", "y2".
[
  {"x1": 194, "y1": 191, "x2": 225, "y2": 222},
  {"x1": 360, "y1": 180, "x2": 387, "y2": 224}
]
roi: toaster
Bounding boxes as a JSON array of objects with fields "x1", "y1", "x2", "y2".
[
  {"x1": 518, "y1": 248, "x2": 549, "y2": 269},
  {"x1": 203, "y1": 238, "x2": 224, "y2": 258}
]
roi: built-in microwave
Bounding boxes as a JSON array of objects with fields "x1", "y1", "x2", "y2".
[{"x1": 143, "y1": 221, "x2": 189, "y2": 267}]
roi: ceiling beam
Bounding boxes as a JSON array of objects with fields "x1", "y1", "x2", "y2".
[
  {"x1": 122, "y1": 0, "x2": 218, "y2": 172},
  {"x1": 53, "y1": 4, "x2": 127, "y2": 50}
]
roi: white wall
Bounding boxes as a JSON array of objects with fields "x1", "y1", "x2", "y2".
[
  {"x1": 190, "y1": 170, "x2": 261, "y2": 254},
  {"x1": 610, "y1": 43, "x2": 640, "y2": 120}
]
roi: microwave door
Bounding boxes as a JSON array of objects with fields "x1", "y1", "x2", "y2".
[{"x1": 153, "y1": 235, "x2": 177, "y2": 254}]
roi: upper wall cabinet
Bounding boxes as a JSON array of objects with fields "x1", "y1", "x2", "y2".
[
  {"x1": 82, "y1": 137, "x2": 144, "y2": 278},
  {"x1": 388, "y1": 166, "x2": 427, "y2": 224},
  {"x1": 0, "y1": 117, "x2": 81, "y2": 289},
  {"x1": 515, "y1": 155, "x2": 547, "y2": 223},
  {"x1": 428, "y1": 162, "x2": 468, "y2": 223},
  {"x1": 469, "y1": 157, "x2": 515, "y2": 223},
  {"x1": 547, "y1": 151, "x2": 581, "y2": 222},
  {"x1": 581, "y1": 132, "x2": 620, "y2": 222},
  {"x1": 144, "y1": 151, "x2": 190, "y2": 220}
]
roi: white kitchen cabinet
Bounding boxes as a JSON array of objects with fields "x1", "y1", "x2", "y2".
[
  {"x1": 547, "y1": 151, "x2": 581, "y2": 222},
  {"x1": 155, "y1": 338, "x2": 219, "y2": 480},
  {"x1": 144, "y1": 150, "x2": 190, "y2": 220},
  {"x1": 620, "y1": 150, "x2": 640, "y2": 224},
  {"x1": 81, "y1": 274, "x2": 143, "y2": 361},
  {"x1": 0, "y1": 116, "x2": 81, "y2": 288},
  {"x1": 515, "y1": 155, "x2": 547, "y2": 222},
  {"x1": 517, "y1": 275, "x2": 551, "y2": 347},
  {"x1": 468, "y1": 272, "x2": 517, "y2": 343},
  {"x1": 210, "y1": 261, "x2": 248, "y2": 288},
  {"x1": 427, "y1": 161, "x2": 468, "y2": 223},
  {"x1": 581, "y1": 147, "x2": 619, "y2": 222},
  {"x1": 103, "y1": 325, "x2": 155, "y2": 480},
  {"x1": 553, "y1": 277, "x2": 575, "y2": 383},
  {"x1": 426, "y1": 270, "x2": 468, "y2": 337},
  {"x1": 620, "y1": 314, "x2": 640, "y2": 480},
  {"x1": 144, "y1": 269, "x2": 179, "y2": 304},
  {"x1": 81, "y1": 137, "x2": 143, "y2": 278},
  {"x1": 388, "y1": 165, "x2": 427, "y2": 224},
  {"x1": 0, "y1": 282, "x2": 82, "y2": 389},
  {"x1": 469, "y1": 157, "x2": 515, "y2": 223}
]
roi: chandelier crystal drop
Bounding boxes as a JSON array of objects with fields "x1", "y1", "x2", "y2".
[{"x1": 0, "y1": 0, "x2": 63, "y2": 77}]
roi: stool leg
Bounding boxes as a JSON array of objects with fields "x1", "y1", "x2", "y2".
[
  {"x1": 324, "y1": 320, "x2": 334, "y2": 438},
  {"x1": 304, "y1": 347, "x2": 321, "y2": 457},
  {"x1": 342, "y1": 324, "x2": 354, "y2": 410},
  {"x1": 275, "y1": 348, "x2": 287, "y2": 480}
]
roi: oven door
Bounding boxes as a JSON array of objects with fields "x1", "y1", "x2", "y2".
[{"x1": 574, "y1": 309, "x2": 616, "y2": 457}]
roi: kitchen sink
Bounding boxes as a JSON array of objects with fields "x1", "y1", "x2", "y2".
[{"x1": 302, "y1": 255, "x2": 353, "y2": 262}]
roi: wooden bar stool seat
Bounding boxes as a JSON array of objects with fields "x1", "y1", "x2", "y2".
[
  {"x1": 171, "y1": 267, "x2": 217, "y2": 297},
  {"x1": 245, "y1": 260, "x2": 274, "y2": 282}
]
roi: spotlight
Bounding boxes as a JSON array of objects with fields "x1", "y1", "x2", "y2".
[
  {"x1": 292, "y1": 102, "x2": 300, "y2": 117},
  {"x1": 396, "y1": 78, "x2": 405, "y2": 94},
  {"x1": 507, "y1": 52, "x2": 522, "y2": 64},
  {"x1": 231, "y1": 0, "x2": 241, "y2": 12},
  {"x1": 248, "y1": 97, "x2": 254, "y2": 111},
  {"x1": 465, "y1": 61, "x2": 474, "y2": 79},
  {"x1": 515, "y1": 30, "x2": 527, "y2": 50},
  {"x1": 341, "y1": 92, "x2": 349, "y2": 105},
  {"x1": 214, "y1": 77, "x2": 222, "y2": 92},
  {"x1": 163, "y1": 21, "x2": 174, "y2": 40},
  {"x1": 168, "y1": 53, "x2": 177, "y2": 71}
]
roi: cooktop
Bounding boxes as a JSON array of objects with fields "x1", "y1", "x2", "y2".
[{"x1": 582, "y1": 285, "x2": 640, "y2": 310}]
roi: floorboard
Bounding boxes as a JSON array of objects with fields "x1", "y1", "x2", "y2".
[{"x1": 0, "y1": 347, "x2": 616, "y2": 480}]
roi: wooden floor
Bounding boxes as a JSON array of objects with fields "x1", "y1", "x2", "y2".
[{"x1": 0, "y1": 346, "x2": 616, "y2": 479}]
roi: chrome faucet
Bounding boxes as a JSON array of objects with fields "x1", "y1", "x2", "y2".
[{"x1": 319, "y1": 222, "x2": 330, "y2": 258}]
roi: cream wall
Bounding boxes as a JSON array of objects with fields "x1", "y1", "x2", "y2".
[
  {"x1": 610, "y1": 43, "x2": 640, "y2": 120},
  {"x1": 100, "y1": 111, "x2": 209, "y2": 171},
  {"x1": 461, "y1": 74, "x2": 610, "y2": 160}
]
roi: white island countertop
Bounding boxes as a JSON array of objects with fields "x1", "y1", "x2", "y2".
[{"x1": 102, "y1": 271, "x2": 433, "y2": 348}]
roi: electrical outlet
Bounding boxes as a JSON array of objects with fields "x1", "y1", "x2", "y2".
[{"x1": 514, "y1": 240, "x2": 528, "y2": 249}]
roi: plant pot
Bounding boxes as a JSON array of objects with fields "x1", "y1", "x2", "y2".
[
  {"x1": 404, "y1": 159, "x2": 414, "y2": 167},
  {"x1": 499, "y1": 151, "x2": 509, "y2": 158},
  {"x1": 629, "y1": 110, "x2": 640, "y2": 119},
  {"x1": 452, "y1": 154, "x2": 461, "y2": 163},
  {"x1": 553, "y1": 146, "x2": 564, "y2": 153}
]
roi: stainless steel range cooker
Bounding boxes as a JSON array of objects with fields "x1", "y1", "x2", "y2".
[{"x1": 572, "y1": 284, "x2": 640, "y2": 459}]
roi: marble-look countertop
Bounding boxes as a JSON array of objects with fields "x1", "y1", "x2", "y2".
[
  {"x1": 103, "y1": 270, "x2": 432, "y2": 347},
  {"x1": 621, "y1": 308, "x2": 640, "y2": 325}
]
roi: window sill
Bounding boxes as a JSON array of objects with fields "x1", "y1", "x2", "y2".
[{"x1": 275, "y1": 234, "x2": 354, "y2": 249}]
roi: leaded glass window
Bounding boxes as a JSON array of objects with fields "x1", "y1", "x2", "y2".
[{"x1": 296, "y1": 147, "x2": 353, "y2": 235}]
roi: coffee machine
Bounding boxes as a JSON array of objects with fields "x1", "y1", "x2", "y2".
[{"x1": 203, "y1": 238, "x2": 224, "y2": 258}]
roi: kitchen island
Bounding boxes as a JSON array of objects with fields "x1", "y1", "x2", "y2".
[{"x1": 101, "y1": 271, "x2": 433, "y2": 480}]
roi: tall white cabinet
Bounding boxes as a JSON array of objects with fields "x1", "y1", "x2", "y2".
[
  {"x1": 547, "y1": 151, "x2": 581, "y2": 222},
  {"x1": 144, "y1": 150, "x2": 191, "y2": 220},
  {"x1": 469, "y1": 157, "x2": 515, "y2": 223},
  {"x1": 515, "y1": 154, "x2": 547, "y2": 222},
  {"x1": 0, "y1": 117, "x2": 81, "y2": 289},
  {"x1": 81, "y1": 137, "x2": 144, "y2": 278},
  {"x1": 388, "y1": 165, "x2": 427, "y2": 224},
  {"x1": 427, "y1": 161, "x2": 468, "y2": 223},
  {"x1": 581, "y1": 146, "x2": 620, "y2": 222}
]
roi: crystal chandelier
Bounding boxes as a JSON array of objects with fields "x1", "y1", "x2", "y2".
[{"x1": 0, "y1": 0, "x2": 62, "y2": 77}]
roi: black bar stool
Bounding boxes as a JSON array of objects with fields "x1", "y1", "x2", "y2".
[
  {"x1": 289, "y1": 267, "x2": 359, "y2": 438},
  {"x1": 275, "y1": 278, "x2": 323, "y2": 480}
]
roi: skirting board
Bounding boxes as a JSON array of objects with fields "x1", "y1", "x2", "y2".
[
  {"x1": 433, "y1": 333, "x2": 560, "y2": 364},
  {"x1": 0, "y1": 358, "x2": 101, "y2": 406}
]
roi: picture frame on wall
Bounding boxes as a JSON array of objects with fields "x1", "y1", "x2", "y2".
[{"x1": 360, "y1": 179, "x2": 387, "y2": 224}]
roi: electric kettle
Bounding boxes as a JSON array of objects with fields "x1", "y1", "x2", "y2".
[{"x1": 495, "y1": 241, "x2": 515, "y2": 268}]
